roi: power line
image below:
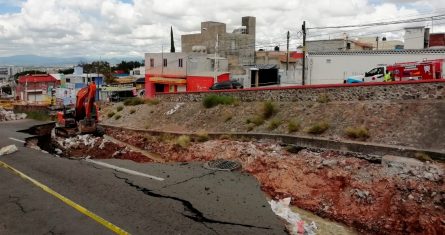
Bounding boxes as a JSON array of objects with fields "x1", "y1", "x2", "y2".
[{"x1": 308, "y1": 14, "x2": 445, "y2": 29}]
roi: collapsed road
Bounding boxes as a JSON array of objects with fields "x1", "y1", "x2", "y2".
[{"x1": 0, "y1": 119, "x2": 287, "y2": 234}]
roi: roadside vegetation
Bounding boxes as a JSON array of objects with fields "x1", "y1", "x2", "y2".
[
  {"x1": 129, "y1": 109, "x2": 136, "y2": 114},
  {"x1": 116, "y1": 105, "x2": 124, "y2": 112},
  {"x1": 287, "y1": 120, "x2": 301, "y2": 133},
  {"x1": 124, "y1": 97, "x2": 145, "y2": 106},
  {"x1": 107, "y1": 111, "x2": 115, "y2": 118},
  {"x1": 176, "y1": 135, "x2": 191, "y2": 148},
  {"x1": 261, "y1": 101, "x2": 277, "y2": 119},
  {"x1": 317, "y1": 93, "x2": 331, "y2": 103},
  {"x1": 195, "y1": 131, "x2": 210, "y2": 142},
  {"x1": 267, "y1": 118, "x2": 282, "y2": 130},
  {"x1": 305, "y1": 121, "x2": 330, "y2": 134},
  {"x1": 25, "y1": 111, "x2": 50, "y2": 121},
  {"x1": 203, "y1": 94, "x2": 237, "y2": 108},
  {"x1": 114, "y1": 114, "x2": 122, "y2": 120},
  {"x1": 345, "y1": 126, "x2": 370, "y2": 140}
]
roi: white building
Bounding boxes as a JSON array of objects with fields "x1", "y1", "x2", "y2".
[
  {"x1": 404, "y1": 26, "x2": 429, "y2": 50},
  {"x1": 307, "y1": 49, "x2": 445, "y2": 84}
]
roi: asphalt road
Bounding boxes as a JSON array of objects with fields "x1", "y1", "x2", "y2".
[{"x1": 0, "y1": 119, "x2": 287, "y2": 235}]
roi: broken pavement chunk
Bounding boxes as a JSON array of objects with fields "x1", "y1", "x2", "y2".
[{"x1": 0, "y1": 145, "x2": 18, "y2": 156}]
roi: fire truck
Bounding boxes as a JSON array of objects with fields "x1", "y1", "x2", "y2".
[{"x1": 345, "y1": 59, "x2": 444, "y2": 83}]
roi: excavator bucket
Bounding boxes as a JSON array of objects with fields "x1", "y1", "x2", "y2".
[{"x1": 78, "y1": 119, "x2": 97, "y2": 134}]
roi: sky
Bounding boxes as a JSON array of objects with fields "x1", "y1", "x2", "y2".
[{"x1": 0, "y1": 0, "x2": 444, "y2": 58}]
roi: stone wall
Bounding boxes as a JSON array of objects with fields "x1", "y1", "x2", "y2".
[{"x1": 156, "y1": 80, "x2": 445, "y2": 102}]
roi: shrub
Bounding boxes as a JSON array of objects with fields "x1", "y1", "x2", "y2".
[
  {"x1": 146, "y1": 99, "x2": 160, "y2": 105},
  {"x1": 246, "y1": 123, "x2": 255, "y2": 132},
  {"x1": 262, "y1": 101, "x2": 277, "y2": 119},
  {"x1": 268, "y1": 118, "x2": 282, "y2": 130},
  {"x1": 107, "y1": 112, "x2": 115, "y2": 118},
  {"x1": 345, "y1": 126, "x2": 370, "y2": 140},
  {"x1": 114, "y1": 114, "x2": 122, "y2": 120},
  {"x1": 195, "y1": 131, "x2": 209, "y2": 142},
  {"x1": 123, "y1": 97, "x2": 145, "y2": 106},
  {"x1": 317, "y1": 93, "x2": 330, "y2": 103},
  {"x1": 414, "y1": 152, "x2": 433, "y2": 162},
  {"x1": 306, "y1": 121, "x2": 330, "y2": 134},
  {"x1": 203, "y1": 94, "x2": 236, "y2": 108},
  {"x1": 287, "y1": 120, "x2": 300, "y2": 133},
  {"x1": 116, "y1": 105, "x2": 124, "y2": 112},
  {"x1": 246, "y1": 116, "x2": 264, "y2": 126},
  {"x1": 129, "y1": 109, "x2": 136, "y2": 114},
  {"x1": 176, "y1": 135, "x2": 191, "y2": 148}
]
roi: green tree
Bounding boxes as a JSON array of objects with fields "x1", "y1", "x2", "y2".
[
  {"x1": 58, "y1": 68, "x2": 74, "y2": 74},
  {"x1": 79, "y1": 61, "x2": 117, "y2": 84}
]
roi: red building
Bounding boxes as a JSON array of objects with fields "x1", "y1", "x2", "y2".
[
  {"x1": 144, "y1": 52, "x2": 230, "y2": 98},
  {"x1": 16, "y1": 74, "x2": 60, "y2": 104}
]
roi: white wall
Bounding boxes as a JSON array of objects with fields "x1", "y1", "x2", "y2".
[
  {"x1": 405, "y1": 27, "x2": 425, "y2": 50},
  {"x1": 307, "y1": 49, "x2": 445, "y2": 84}
]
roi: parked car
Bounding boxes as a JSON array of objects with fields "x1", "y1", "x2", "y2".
[
  {"x1": 110, "y1": 91, "x2": 135, "y2": 102},
  {"x1": 209, "y1": 80, "x2": 243, "y2": 90}
]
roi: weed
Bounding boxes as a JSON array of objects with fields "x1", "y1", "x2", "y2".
[
  {"x1": 317, "y1": 93, "x2": 330, "y2": 103},
  {"x1": 146, "y1": 99, "x2": 160, "y2": 105},
  {"x1": 195, "y1": 131, "x2": 209, "y2": 142},
  {"x1": 203, "y1": 94, "x2": 236, "y2": 108},
  {"x1": 129, "y1": 109, "x2": 136, "y2": 114},
  {"x1": 219, "y1": 134, "x2": 233, "y2": 140},
  {"x1": 415, "y1": 152, "x2": 433, "y2": 162},
  {"x1": 223, "y1": 111, "x2": 233, "y2": 122},
  {"x1": 345, "y1": 126, "x2": 370, "y2": 140},
  {"x1": 176, "y1": 135, "x2": 191, "y2": 148},
  {"x1": 262, "y1": 101, "x2": 277, "y2": 119},
  {"x1": 144, "y1": 124, "x2": 150, "y2": 129},
  {"x1": 107, "y1": 111, "x2": 115, "y2": 118},
  {"x1": 287, "y1": 120, "x2": 300, "y2": 133},
  {"x1": 247, "y1": 123, "x2": 256, "y2": 132},
  {"x1": 116, "y1": 105, "x2": 124, "y2": 112},
  {"x1": 25, "y1": 111, "x2": 50, "y2": 121},
  {"x1": 268, "y1": 118, "x2": 282, "y2": 130},
  {"x1": 123, "y1": 97, "x2": 145, "y2": 106},
  {"x1": 246, "y1": 116, "x2": 264, "y2": 126},
  {"x1": 114, "y1": 114, "x2": 122, "y2": 120},
  {"x1": 306, "y1": 121, "x2": 330, "y2": 134},
  {"x1": 159, "y1": 134, "x2": 175, "y2": 143}
]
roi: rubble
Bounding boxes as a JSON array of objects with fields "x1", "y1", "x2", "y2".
[
  {"x1": 104, "y1": 128, "x2": 445, "y2": 235},
  {"x1": 0, "y1": 108, "x2": 27, "y2": 121}
]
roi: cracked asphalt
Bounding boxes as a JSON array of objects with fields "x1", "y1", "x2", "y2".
[{"x1": 0, "y1": 120, "x2": 287, "y2": 234}]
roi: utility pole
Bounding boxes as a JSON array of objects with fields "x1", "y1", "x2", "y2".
[
  {"x1": 376, "y1": 36, "x2": 379, "y2": 50},
  {"x1": 302, "y1": 21, "x2": 306, "y2": 85},
  {"x1": 286, "y1": 31, "x2": 290, "y2": 73}
]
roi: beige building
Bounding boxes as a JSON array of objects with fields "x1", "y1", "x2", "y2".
[
  {"x1": 356, "y1": 37, "x2": 404, "y2": 50},
  {"x1": 181, "y1": 16, "x2": 256, "y2": 75},
  {"x1": 307, "y1": 38, "x2": 373, "y2": 52}
]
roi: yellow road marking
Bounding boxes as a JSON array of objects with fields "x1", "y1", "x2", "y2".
[{"x1": 0, "y1": 160, "x2": 130, "y2": 235}]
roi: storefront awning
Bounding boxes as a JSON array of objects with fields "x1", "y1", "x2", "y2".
[{"x1": 149, "y1": 77, "x2": 187, "y2": 85}]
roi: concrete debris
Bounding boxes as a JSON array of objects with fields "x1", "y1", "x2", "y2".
[
  {"x1": 0, "y1": 108, "x2": 27, "y2": 121},
  {"x1": 269, "y1": 197, "x2": 317, "y2": 235},
  {"x1": 382, "y1": 155, "x2": 444, "y2": 182},
  {"x1": 0, "y1": 144, "x2": 18, "y2": 156}
]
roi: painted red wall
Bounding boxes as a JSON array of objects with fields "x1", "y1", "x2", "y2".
[
  {"x1": 217, "y1": 73, "x2": 230, "y2": 82},
  {"x1": 145, "y1": 74, "x2": 155, "y2": 98},
  {"x1": 186, "y1": 76, "x2": 214, "y2": 92}
]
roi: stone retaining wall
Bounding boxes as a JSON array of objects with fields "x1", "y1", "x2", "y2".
[{"x1": 156, "y1": 80, "x2": 445, "y2": 102}]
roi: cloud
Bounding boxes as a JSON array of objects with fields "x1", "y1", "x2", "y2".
[{"x1": 0, "y1": 0, "x2": 443, "y2": 58}]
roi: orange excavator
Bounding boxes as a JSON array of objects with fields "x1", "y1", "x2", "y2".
[{"x1": 56, "y1": 82, "x2": 102, "y2": 137}]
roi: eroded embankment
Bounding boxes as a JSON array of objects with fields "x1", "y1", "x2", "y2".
[{"x1": 103, "y1": 127, "x2": 445, "y2": 235}]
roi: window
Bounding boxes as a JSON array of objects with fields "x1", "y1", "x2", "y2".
[
  {"x1": 66, "y1": 78, "x2": 71, "y2": 83},
  {"x1": 178, "y1": 58, "x2": 183, "y2": 68},
  {"x1": 346, "y1": 42, "x2": 351, "y2": 50},
  {"x1": 163, "y1": 59, "x2": 167, "y2": 67},
  {"x1": 150, "y1": 58, "x2": 154, "y2": 67}
]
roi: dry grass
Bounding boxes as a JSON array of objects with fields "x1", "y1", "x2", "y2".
[
  {"x1": 261, "y1": 101, "x2": 277, "y2": 119},
  {"x1": 268, "y1": 118, "x2": 282, "y2": 130},
  {"x1": 129, "y1": 109, "x2": 136, "y2": 114},
  {"x1": 195, "y1": 131, "x2": 209, "y2": 142},
  {"x1": 246, "y1": 116, "x2": 265, "y2": 126},
  {"x1": 317, "y1": 93, "x2": 331, "y2": 103},
  {"x1": 107, "y1": 111, "x2": 115, "y2": 118},
  {"x1": 305, "y1": 121, "x2": 330, "y2": 134},
  {"x1": 345, "y1": 126, "x2": 370, "y2": 140},
  {"x1": 114, "y1": 114, "x2": 122, "y2": 120},
  {"x1": 176, "y1": 135, "x2": 191, "y2": 148},
  {"x1": 116, "y1": 105, "x2": 124, "y2": 112},
  {"x1": 287, "y1": 120, "x2": 300, "y2": 133}
]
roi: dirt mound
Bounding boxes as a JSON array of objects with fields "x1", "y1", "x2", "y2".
[
  {"x1": 54, "y1": 134, "x2": 153, "y2": 163},
  {"x1": 105, "y1": 128, "x2": 445, "y2": 234}
]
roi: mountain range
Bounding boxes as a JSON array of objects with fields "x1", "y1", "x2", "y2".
[{"x1": 0, "y1": 55, "x2": 144, "y2": 66}]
